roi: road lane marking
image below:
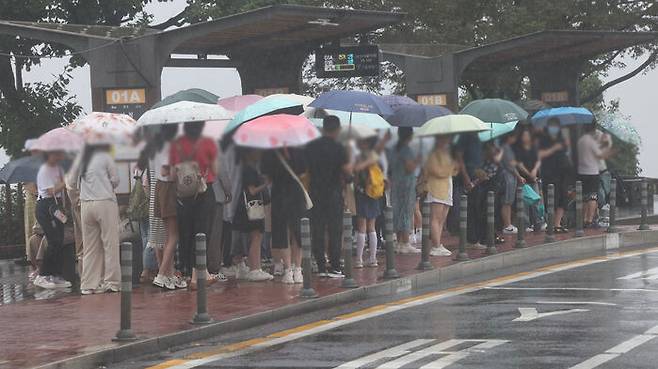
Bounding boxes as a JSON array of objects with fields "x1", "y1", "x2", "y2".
[
  {"x1": 533, "y1": 300, "x2": 618, "y2": 306},
  {"x1": 334, "y1": 339, "x2": 434, "y2": 369},
  {"x1": 486, "y1": 287, "x2": 658, "y2": 292},
  {"x1": 147, "y1": 246, "x2": 658, "y2": 369},
  {"x1": 568, "y1": 324, "x2": 658, "y2": 368},
  {"x1": 513, "y1": 307, "x2": 589, "y2": 322},
  {"x1": 617, "y1": 266, "x2": 658, "y2": 280}
]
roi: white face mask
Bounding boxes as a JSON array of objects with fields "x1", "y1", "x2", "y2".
[{"x1": 547, "y1": 126, "x2": 560, "y2": 137}]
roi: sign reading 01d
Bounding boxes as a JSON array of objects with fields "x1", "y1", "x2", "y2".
[{"x1": 315, "y1": 45, "x2": 380, "y2": 78}]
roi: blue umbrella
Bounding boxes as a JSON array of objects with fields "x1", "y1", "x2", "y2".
[
  {"x1": 0, "y1": 156, "x2": 72, "y2": 184},
  {"x1": 309, "y1": 91, "x2": 394, "y2": 116},
  {"x1": 388, "y1": 104, "x2": 452, "y2": 127},
  {"x1": 382, "y1": 95, "x2": 418, "y2": 110},
  {"x1": 224, "y1": 96, "x2": 304, "y2": 133},
  {"x1": 531, "y1": 107, "x2": 593, "y2": 127}
]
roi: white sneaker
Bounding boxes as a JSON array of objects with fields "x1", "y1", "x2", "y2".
[
  {"x1": 81, "y1": 289, "x2": 95, "y2": 295},
  {"x1": 430, "y1": 245, "x2": 452, "y2": 257},
  {"x1": 410, "y1": 233, "x2": 418, "y2": 245},
  {"x1": 354, "y1": 259, "x2": 364, "y2": 268},
  {"x1": 153, "y1": 274, "x2": 175, "y2": 290},
  {"x1": 236, "y1": 262, "x2": 250, "y2": 280},
  {"x1": 219, "y1": 266, "x2": 237, "y2": 278},
  {"x1": 281, "y1": 269, "x2": 294, "y2": 284},
  {"x1": 246, "y1": 269, "x2": 274, "y2": 282},
  {"x1": 525, "y1": 227, "x2": 534, "y2": 233},
  {"x1": 365, "y1": 259, "x2": 378, "y2": 268},
  {"x1": 209, "y1": 272, "x2": 228, "y2": 282},
  {"x1": 173, "y1": 275, "x2": 188, "y2": 289},
  {"x1": 52, "y1": 276, "x2": 72, "y2": 288},
  {"x1": 467, "y1": 243, "x2": 487, "y2": 250},
  {"x1": 540, "y1": 223, "x2": 548, "y2": 231},
  {"x1": 101, "y1": 282, "x2": 120, "y2": 293},
  {"x1": 503, "y1": 225, "x2": 518, "y2": 234},
  {"x1": 293, "y1": 267, "x2": 303, "y2": 284},
  {"x1": 273, "y1": 262, "x2": 284, "y2": 276},
  {"x1": 399, "y1": 243, "x2": 421, "y2": 254},
  {"x1": 34, "y1": 275, "x2": 57, "y2": 289}
]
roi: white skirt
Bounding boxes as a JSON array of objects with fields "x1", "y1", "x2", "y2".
[{"x1": 425, "y1": 177, "x2": 453, "y2": 206}]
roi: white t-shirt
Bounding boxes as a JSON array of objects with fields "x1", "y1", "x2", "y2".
[
  {"x1": 577, "y1": 133, "x2": 603, "y2": 175},
  {"x1": 151, "y1": 142, "x2": 171, "y2": 182},
  {"x1": 36, "y1": 163, "x2": 63, "y2": 199},
  {"x1": 79, "y1": 151, "x2": 119, "y2": 202}
]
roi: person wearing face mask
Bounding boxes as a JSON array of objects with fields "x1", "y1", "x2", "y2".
[{"x1": 538, "y1": 118, "x2": 571, "y2": 233}]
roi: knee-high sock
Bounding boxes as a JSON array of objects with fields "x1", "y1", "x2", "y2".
[
  {"x1": 368, "y1": 232, "x2": 378, "y2": 262},
  {"x1": 356, "y1": 233, "x2": 366, "y2": 263}
]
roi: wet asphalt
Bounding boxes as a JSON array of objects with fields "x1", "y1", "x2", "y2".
[{"x1": 112, "y1": 251, "x2": 658, "y2": 369}]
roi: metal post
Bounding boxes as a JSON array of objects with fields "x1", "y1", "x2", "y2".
[
  {"x1": 486, "y1": 191, "x2": 497, "y2": 255},
  {"x1": 515, "y1": 186, "x2": 526, "y2": 248},
  {"x1": 341, "y1": 211, "x2": 358, "y2": 288},
  {"x1": 608, "y1": 178, "x2": 618, "y2": 233},
  {"x1": 639, "y1": 179, "x2": 650, "y2": 230},
  {"x1": 383, "y1": 206, "x2": 400, "y2": 279},
  {"x1": 113, "y1": 242, "x2": 136, "y2": 341},
  {"x1": 192, "y1": 233, "x2": 212, "y2": 324},
  {"x1": 417, "y1": 201, "x2": 433, "y2": 270},
  {"x1": 575, "y1": 181, "x2": 584, "y2": 237},
  {"x1": 456, "y1": 195, "x2": 469, "y2": 261},
  {"x1": 545, "y1": 184, "x2": 556, "y2": 243},
  {"x1": 300, "y1": 218, "x2": 319, "y2": 298}
]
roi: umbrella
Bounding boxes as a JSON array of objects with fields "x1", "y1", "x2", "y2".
[
  {"x1": 478, "y1": 121, "x2": 519, "y2": 142},
  {"x1": 217, "y1": 95, "x2": 263, "y2": 112},
  {"x1": 596, "y1": 111, "x2": 641, "y2": 146},
  {"x1": 382, "y1": 95, "x2": 418, "y2": 110},
  {"x1": 388, "y1": 104, "x2": 452, "y2": 127},
  {"x1": 531, "y1": 107, "x2": 593, "y2": 127},
  {"x1": 30, "y1": 127, "x2": 83, "y2": 152},
  {"x1": 224, "y1": 96, "x2": 305, "y2": 133},
  {"x1": 152, "y1": 88, "x2": 219, "y2": 109},
  {"x1": 0, "y1": 156, "x2": 43, "y2": 184},
  {"x1": 416, "y1": 114, "x2": 490, "y2": 137},
  {"x1": 69, "y1": 112, "x2": 137, "y2": 145},
  {"x1": 338, "y1": 124, "x2": 377, "y2": 141},
  {"x1": 309, "y1": 90, "x2": 394, "y2": 116},
  {"x1": 518, "y1": 99, "x2": 550, "y2": 114},
  {"x1": 138, "y1": 101, "x2": 233, "y2": 126},
  {"x1": 325, "y1": 110, "x2": 391, "y2": 130},
  {"x1": 24, "y1": 139, "x2": 37, "y2": 151},
  {"x1": 460, "y1": 98, "x2": 528, "y2": 123},
  {"x1": 233, "y1": 114, "x2": 320, "y2": 149},
  {"x1": 265, "y1": 93, "x2": 314, "y2": 107}
]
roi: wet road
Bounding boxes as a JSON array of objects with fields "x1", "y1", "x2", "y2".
[{"x1": 114, "y1": 249, "x2": 658, "y2": 369}]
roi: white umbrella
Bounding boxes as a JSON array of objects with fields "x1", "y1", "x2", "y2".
[
  {"x1": 138, "y1": 101, "x2": 233, "y2": 126},
  {"x1": 416, "y1": 114, "x2": 490, "y2": 137},
  {"x1": 69, "y1": 112, "x2": 137, "y2": 145}
]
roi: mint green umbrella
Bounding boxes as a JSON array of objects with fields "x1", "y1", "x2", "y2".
[
  {"x1": 478, "y1": 121, "x2": 519, "y2": 142},
  {"x1": 224, "y1": 96, "x2": 304, "y2": 133},
  {"x1": 152, "y1": 88, "x2": 219, "y2": 109},
  {"x1": 461, "y1": 98, "x2": 528, "y2": 123},
  {"x1": 325, "y1": 109, "x2": 391, "y2": 130}
]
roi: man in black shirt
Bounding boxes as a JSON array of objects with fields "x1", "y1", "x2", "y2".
[{"x1": 306, "y1": 115, "x2": 351, "y2": 277}]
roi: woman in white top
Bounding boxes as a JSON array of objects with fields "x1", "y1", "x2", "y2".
[
  {"x1": 33, "y1": 151, "x2": 71, "y2": 290},
  {"x1": 78, "y1": 144, "x2": 121, "y2": 295}
]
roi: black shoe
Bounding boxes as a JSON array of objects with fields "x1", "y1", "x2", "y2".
[{"x1": 326, "y1": 268, "x2": 345, "y2": 279}]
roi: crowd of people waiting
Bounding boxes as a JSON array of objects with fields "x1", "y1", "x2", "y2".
[{"x1": 24, "y1": 112, "x2": 614, "y2": 293}]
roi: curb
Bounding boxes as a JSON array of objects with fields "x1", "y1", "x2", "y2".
[{"x1": 37, "y1": 228, "x2": 658, "y2": 369}]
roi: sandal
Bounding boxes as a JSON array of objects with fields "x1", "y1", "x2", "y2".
[
  {"x1": 495, "y1": 235, "x2": 505, "y2": 244},
  {"x1": 554, "y1": 226, "x2": 569, "y2": 234}
]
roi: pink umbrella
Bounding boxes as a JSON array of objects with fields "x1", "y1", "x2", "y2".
[
  {"x1": 217, "y1": 95, "x2": 263, "y2": 112},
  {"x1": 234, "y1": 114, "x2": 320, "y2": 149},
  {"x1": 69, "y1": 112, "x2": 137, "y2": 145},
  {"x1": 30, "y1": 127, "x2": 83, "y2": 152}
]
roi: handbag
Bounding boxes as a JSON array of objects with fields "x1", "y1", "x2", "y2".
[
  {"x1": 50, "y1": 197, "x2": 68, "y2": 224},
  {"x1": 128, "y1": 169, "x2": 149, "y2": 221},
  {"x1": 276, "y1": 151, "x2": 314, "y2": 210},
  {"x1": 243, "y1": 191, "x2": 265, "y2": 221}
]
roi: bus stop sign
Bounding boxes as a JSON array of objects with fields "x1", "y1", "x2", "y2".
[{"x1": 315, "y1": 45, "x2": 380, "y2": 78}]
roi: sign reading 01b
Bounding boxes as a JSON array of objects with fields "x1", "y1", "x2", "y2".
[{"x1": 315, "y1": 45, "x2": 380, "y2": 78}]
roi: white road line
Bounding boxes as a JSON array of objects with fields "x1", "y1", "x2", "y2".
[
  {"x1": 418, "y1": 341, "x2": 508, "y2": 369},
  {"x1": 485, "y1": 287, "x2": 658, "y2": 292},
  {"x1": 617, "y1": 266, "x2": 658, "y2": 280},
  {"x1": 535, "y1": 301, "x2": 618, "y2": 306},
  {"x1": 513, "y1": 307, "x2": 589, "y2": 322},
  {"x1": 568, "y1": 324, "x2": 658, "y2": 369},
  {"x1": 376, "y1": 340, "x2": 463, "y2": 369},
  {"x1": 334, "y1": 339, "x2": 434, "y2": 369},
  {"x1": 163, "y1": 249, "x2": 658, "y2": 369}
]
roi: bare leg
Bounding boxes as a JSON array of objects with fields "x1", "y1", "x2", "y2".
[
  {"x1": 290, "y1": 228, "x2": 302, "y2": 267},
  {"x1": 414, "y1": 200, "x2": 422, "y2": 231},
  {"x1": 248, "y1": 230, "x2": 263, "y2": 270},
  {"x1": 430, "y1": 203, "x2": 449, "y2": 247},
  {"x1": 158, "y1": 217, "x2": 178, "y2": 277},
  {"x1": 555, "y1": 207, "x2": 565, "y2": 228},
  {"x1": 397, "y1": 231, "x2": 409, "y2": 244},
  {"x1": 501, "y1": 204, "x2": 512, "y2": 228}
]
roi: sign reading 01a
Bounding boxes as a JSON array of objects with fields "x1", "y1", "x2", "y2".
[
  {"x1": 315, "y1": 45, "x2": 380, "y2": 78},
  {"x1": 104, "y1": 88, "x2": 147, "y2": 118}
]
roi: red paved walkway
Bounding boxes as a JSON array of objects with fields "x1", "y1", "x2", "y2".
[{"x1": 0, "y1": 228, "x2": 607, "y2": 368}]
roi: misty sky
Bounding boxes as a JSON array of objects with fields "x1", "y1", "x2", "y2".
[{"x1": 1, "y1": 1, "x2": 657, "y2": 177}]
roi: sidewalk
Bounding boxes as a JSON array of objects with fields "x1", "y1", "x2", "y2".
[{"x1": 0, "y1": 227, "x2": 613, "y2": 368}]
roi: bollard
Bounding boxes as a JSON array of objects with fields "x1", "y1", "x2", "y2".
[
  {"x1": 515, "y1": 186, "x2": 526, "y2": 248},
  {"x1": 299, "y1": 218, "x2": 319, "y2": 298},
  {"x1": 486, "y1": 191, "x2": 497, "y2": 255},
  {"x1": 575, "y1": 181, "x2": 584, "y2": 237},
  {"x1": 192, "y1": 233, "x2": 213, "y2": 324},
  {"x1": 608, "y1": 179, "x2": 618, "y2": 233},
  {"x1": 383, "y1": 206, "x2": 400, "y2": 279},
  {"x1": 456, "y1": 195, "x2": 469, "y2": 261},
  {"x1": 545, "y1": 184, "x2": 556, "y2": 243},
  {"x1": 639, "y1": 179, "x2": 650, "y2": 230},
  {"x1": 417, "y1": 201, "x2": 433, "y2": 270},
  {"x1": 113, "y1": 242, "x2": 136, "y2": 341},
  {"x1": 341, "y1": 211, "x2": 358, "y2": 288}
]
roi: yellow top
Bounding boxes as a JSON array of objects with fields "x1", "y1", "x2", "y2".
[{"x1": 423, "y1": 148, "x2": 457, "y2": 200}]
